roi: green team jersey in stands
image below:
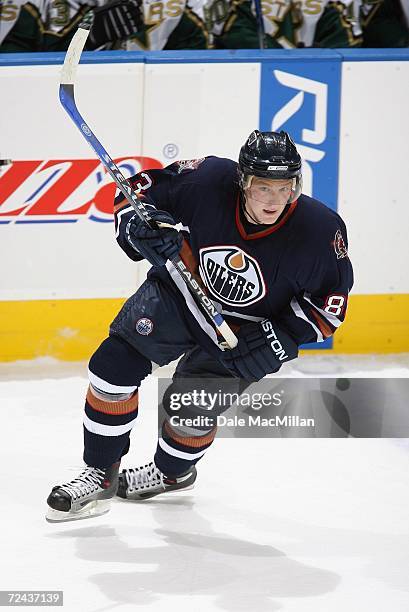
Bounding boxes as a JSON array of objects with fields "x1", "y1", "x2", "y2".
[
  {"x1": 0, "y1": 0, "x2": 100, "y2": 51},
  {"x1": 0, "y1": 0, "x2": 207, "y2": 51},
  {"x1": 360, "y1": 0, "x2": 409, "y2": 46},
  {"x1": 203, "y1": 0, "x2": 362, "y2": 48},
  {"x1": 1, "y1": 0, "x2": 43, "y2": 50},
  {"x1": 120, "y1": 0, "x2": 208, "y2": 49}
]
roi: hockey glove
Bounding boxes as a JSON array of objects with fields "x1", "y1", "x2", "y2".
[
  {"x1": 87, "y1": 0, "x2": 143, "y2": 49},
  {"x1": 125, "y1": 209, "x2": 183, "y2": 267},
  {"x1": 220, "y1": 320, "x2": 298, "y2": 381}
]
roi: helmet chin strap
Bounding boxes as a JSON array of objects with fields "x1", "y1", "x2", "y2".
[
  {"x1": 244, "y1": 203, "x2": 261, "y2": 225},
  {"x1": 240, "y1": 180, "x2": 264, "y2": 225},
  {"x1": 241, "y1": 192, "x2": 262, "y2": 225}
]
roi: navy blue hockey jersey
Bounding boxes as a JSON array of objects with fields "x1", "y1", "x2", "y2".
[{"x1": 114, "y1": 156, "x2": 353, "y2": 348}]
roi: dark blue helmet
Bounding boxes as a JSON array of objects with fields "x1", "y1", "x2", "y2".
[{"x1": 238, "y1": 130, "x2": 302, "y2": 202}]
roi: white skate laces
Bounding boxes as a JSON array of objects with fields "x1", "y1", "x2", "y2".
[
  {"x1": 117, "y1": 461, "x2": 197, "y2": 500},
  {"x1": 46, "y1": 463, "x2": 119, "y2": 523},
  {"x1": 125, "y1": 462, "x2": 165, "y2": 493},
  {"x1": 59, "y1": 466, "x2": 106, "y2": 500}
]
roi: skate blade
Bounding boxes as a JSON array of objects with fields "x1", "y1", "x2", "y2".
[
  {"x1": 121, "y1": 483, "x2": 195, "y2": 502},
  {"x1": 45, "y1": 499, "x2": 111, "y2": 523},
  {"x1": 170, "y1": 484, "x2": 195, "y2": 493}
]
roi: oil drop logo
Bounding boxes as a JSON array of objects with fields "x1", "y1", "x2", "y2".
[{"x1": 199, "y1": 246, "x2": 266, "y2": 307}]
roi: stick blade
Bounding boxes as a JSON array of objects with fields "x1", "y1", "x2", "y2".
[{"x1": 60, "y1": 27, "x2": 90, "y2": 86}]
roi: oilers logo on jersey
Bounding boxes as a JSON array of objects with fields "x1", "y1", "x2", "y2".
[{"x1": 199, "y1": 246, "x2": 266, "y2": 307}]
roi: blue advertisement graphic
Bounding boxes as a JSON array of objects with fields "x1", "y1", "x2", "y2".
[
  {"x1": 259, "y1": 55, "x2": 342, "y2": 349},
  {"x1": 259, "y1": 57, "x2": 341, "y2": 211}
]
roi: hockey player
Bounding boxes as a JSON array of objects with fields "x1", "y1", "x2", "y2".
[{"x1": 46, "y1": 130, "x2": 353, "y2": 522}]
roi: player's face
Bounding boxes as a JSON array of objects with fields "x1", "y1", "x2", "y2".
[{"x1": 244, "y1": 177, "x2": 293, "y2": 224}]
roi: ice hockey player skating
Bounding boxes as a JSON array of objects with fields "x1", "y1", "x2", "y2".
[{"x1": 46, "y1": 130, "x2": 353, "y2": 522}]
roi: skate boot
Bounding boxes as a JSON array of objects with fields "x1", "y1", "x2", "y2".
[
  {"x1": 46, "y1": 463, "x2": 119, "y2": 523},
  {"x1": 117, "y1": 461, "x2": 196, "y2": 500}
]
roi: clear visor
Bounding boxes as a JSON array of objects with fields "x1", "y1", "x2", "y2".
[{"x1": 243, "y1": 176, "x2": 301, "y2": 205}]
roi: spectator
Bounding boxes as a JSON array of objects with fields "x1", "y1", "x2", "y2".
[
  {"x1": 115, "y1": 0, "x2": 209, "y2": 50},
  {"x1": 0, "y1": 0, "x2": 144, "y2": 52},
  {"x1": 202, "y1": 0, "x2": 363, "y2": 48},
  {"x1": 360, "y1": 0, "x2": 409, "y2": 46}
]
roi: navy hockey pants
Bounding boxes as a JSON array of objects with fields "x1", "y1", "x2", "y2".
[{"x1": 83, "y1": 279, "x2": 242, "y2": 476}]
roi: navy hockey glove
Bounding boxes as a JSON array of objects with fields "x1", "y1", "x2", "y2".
[
  {"x1": 125, "y1": 209, "x2": 183, "y2": 267},
  {"x1": 87, "y1": 0, "x2": 143, "y2": 49},
  {"x1": 220, "y1": 320, "x2": 298, "y2": 381}
]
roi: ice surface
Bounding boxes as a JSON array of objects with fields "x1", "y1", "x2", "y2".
[{"x1": 0, "y1": 354, "x2": 408, "y2": 612}]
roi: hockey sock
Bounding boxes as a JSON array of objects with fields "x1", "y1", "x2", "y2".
[
  {"x1": 83, "y1": 385, "x2": 139, "y2": 468},
  {"x1": 154, "y1": 419, "x2": 217, "y2": 476},
  {"x1": 84, "y1": 335, "x2": 152, "y2": 468}
]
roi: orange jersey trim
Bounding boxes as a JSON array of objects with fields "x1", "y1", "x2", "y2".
[
  {"x1": 113, "y1": 199, "x2": 130, "y2": 214},
  {"x1": 113, "y1": 192, "x2": 147, "y2": 214},
  {"x1": 179, "y1": 239, "x2": 199, "y2": 275},
  {"x1": 310, "y1": 309, "x2": 333, "y2": 339},
  {"x1": 235, "y1": 196, "x2": 298, "y2": 240}
]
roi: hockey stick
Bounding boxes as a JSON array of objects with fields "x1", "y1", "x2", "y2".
[
  {"x1": 59, "y1": 18, "x2": 238, "y2": 349},
  {"x1": 253, "y1": 0, "x2": 266, "y2": 50}
]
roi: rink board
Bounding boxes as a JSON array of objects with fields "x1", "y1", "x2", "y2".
[
  {"x1": 0, "y1": 49, "x2": 409, "y2": 360},
  {"x1": 1, "y1": 293, "x2": 408, "y2": 361}
]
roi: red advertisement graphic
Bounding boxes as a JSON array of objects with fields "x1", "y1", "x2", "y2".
[{"x1": 0, "y1": 157, "x2": 163, "y2": 224}]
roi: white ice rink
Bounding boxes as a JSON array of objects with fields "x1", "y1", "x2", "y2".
[{"x1": 1, "y1": 354, "x2": 408, "y2": 612}]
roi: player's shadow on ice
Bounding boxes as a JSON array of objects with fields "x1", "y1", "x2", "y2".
[{"x1": 48, "y1": 497, "x2": 340, "y2": 611}]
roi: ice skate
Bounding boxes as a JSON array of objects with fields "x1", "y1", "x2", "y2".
[
  {"x1": 117, "y1": 461, "x2": 197, "y2": 500},
  {"x1": 46, "y1": 463, "x2": 119, "y2": 523}
]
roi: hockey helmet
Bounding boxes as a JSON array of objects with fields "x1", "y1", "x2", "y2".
[{"x1": 238, "y1": 130, "x2": 302, "y2": 202}]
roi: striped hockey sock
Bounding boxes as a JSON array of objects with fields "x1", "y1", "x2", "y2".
[
  {"x1": 154, "y1": 419, "x2": 217, "y2": 477},
  {"x1": 83, "y1": 384, "x2": 139, "y2": 468}
]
